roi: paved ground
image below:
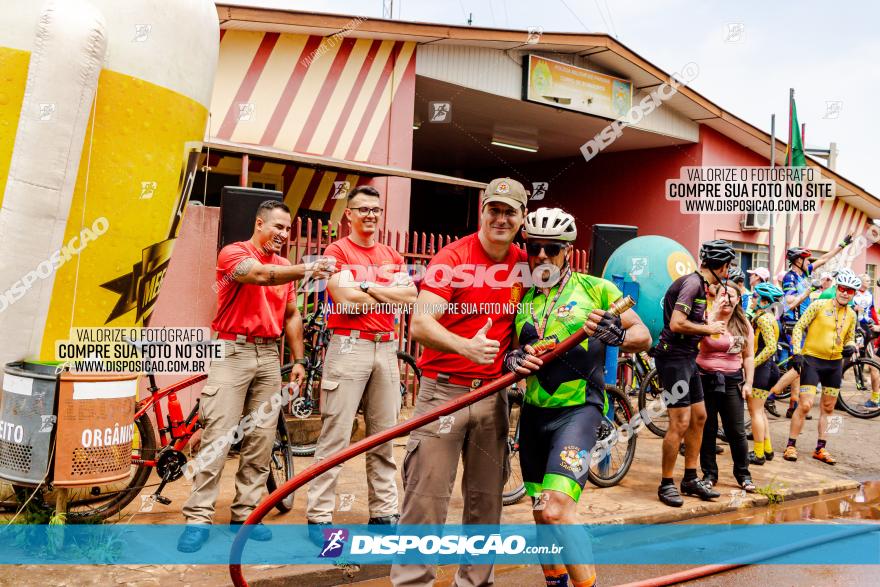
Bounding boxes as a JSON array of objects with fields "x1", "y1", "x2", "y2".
[{"x1": 1, "y1": 398, "x2": 876, "y2": 586}]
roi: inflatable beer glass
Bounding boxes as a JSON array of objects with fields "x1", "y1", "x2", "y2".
[{"x1": 0, "y1": 0, "x2": 219, "y2": 368}]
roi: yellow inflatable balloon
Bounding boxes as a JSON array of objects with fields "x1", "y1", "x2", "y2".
[{"x1": 0, "y1": 0, "x2": 218, "y2": 367}]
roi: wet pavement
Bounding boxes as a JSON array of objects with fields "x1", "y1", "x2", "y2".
[{"x1": 1, "y1": 400, "x2": 877, "y2": 586}]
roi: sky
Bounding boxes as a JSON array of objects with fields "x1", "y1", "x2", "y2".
[{"x1": 224, "y1": 0, "x2": 880, "y2": 197}]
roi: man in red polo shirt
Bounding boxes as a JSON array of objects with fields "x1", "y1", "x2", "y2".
[
  {"x1": 391, "y1": 178, "x2": 537, "y2": 587},
  {"x1": 306, "y1": 185, "x2": 417, "y2": 528},
  {"x1": 178, "y1": 200, "x2": 335, "y2": 553}
]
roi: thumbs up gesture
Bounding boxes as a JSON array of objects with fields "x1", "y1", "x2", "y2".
[{"x1": 462, "y1": 318, "x2": 501, "y2": 365}]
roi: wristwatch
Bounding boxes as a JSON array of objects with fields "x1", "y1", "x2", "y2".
[
  {"x1": 359, "y1": 281, "x2": 370, "y2": 293},
  {"x1": 294, "y1": 358, "x2": 308, "y2": 366}
]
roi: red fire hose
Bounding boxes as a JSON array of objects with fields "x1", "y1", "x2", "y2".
[{"x1": 228, "y1": 296, "x2": 634, "y2": 586}]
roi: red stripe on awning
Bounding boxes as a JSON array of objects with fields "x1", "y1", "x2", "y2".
[
  {"x1": 294, "y1": 37, "x2": 357, "y2": 154},
  {"x1": 216, "y1": 32, "x2": 280, "y2": 140},
  {"x1": 345, "y1": 42, "x2": 404, "y2": 161},
  {"x1": 299, "y1": 169, "x2": 331, "y2": 211},
  {"x1": 260, "y1": 35, "x2": 325, "y2": 148},
  {"x1": 324, "y1": 40, "x2": 381, "y2": 157}
]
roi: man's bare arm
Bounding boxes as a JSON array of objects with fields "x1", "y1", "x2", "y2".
[
  {"x1": 410, "y1": 290, "x2": 466, "y2": 354},
  {"x1": 364, "y1": 274, "x2": 418, "y2": 306},
  {"x1": 232, "y1": 257, "x2": 336, "y2": 286},
  {"x1": 618, "y1": 308, "x2": 652, "y2": 352},
  {"x1": 670, "y1": 309, "x2": 723, "y2": 336},
  {"x1": 410, "y1": 289, "x2": 500, "y2": 364}
]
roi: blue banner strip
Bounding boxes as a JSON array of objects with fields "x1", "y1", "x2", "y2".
[{"x1": 0, "y1": 524, "x2": 877, "y2": 565}]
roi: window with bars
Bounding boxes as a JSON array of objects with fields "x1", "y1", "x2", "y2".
[{"x1": 728, "y1": 241, "x2": 769, "y2": 274}]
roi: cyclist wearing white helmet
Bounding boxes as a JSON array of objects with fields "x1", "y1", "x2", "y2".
[
  {"x1": 505, "y1": 207, "x2": 650, "y2": 587},
  {"x1": 784, "y1": 269, "x2": 859, "y2": 465}
]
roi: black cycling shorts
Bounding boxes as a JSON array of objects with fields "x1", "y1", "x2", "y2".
[
  {"x1": 753, "y1": 360, "x2": 780, "y2": 391},
  {"x1": 800, "y1": 355, "x2": 842, "y2": 390},
  {"x1": 654, "y1": 355, "x2": 704, "y2": 408},
  {"x1": 518, "y1": 402, "x2": 603, "y2": 502}
]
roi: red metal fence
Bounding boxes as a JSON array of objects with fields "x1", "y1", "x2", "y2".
[{"x1": 284, "y1": 217, "x2": 589, "y2": 404}]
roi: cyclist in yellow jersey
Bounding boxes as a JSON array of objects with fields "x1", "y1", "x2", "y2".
[
  {"x1": 747, "y1": 283, "x2": 784, "y2": 465},
  {"x1": 784, "y1": 269, "x2": 859, "y2": 464}
]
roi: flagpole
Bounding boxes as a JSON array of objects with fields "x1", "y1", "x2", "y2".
[
  {"x1": 800, "y1": 121, "x2": 806, "y2": 248},
  {"x1": 785, "y1": 89, "x2": 794, "y2": 246},
  {"x1": 769, "y1": 114, "x2": 776, "y2": 277}
]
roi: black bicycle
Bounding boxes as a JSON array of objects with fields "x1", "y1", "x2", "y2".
[
  {"x1": 502, "y1": 384, "x2": 637, "y2": 506},
  {"x1": 838, "y1": 353, "x2": 880, "y2": 418},
  {"x1": 637, "y1": 363, "x2": 752, "y2": 439}
]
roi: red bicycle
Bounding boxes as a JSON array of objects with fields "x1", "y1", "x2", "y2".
[{"x1": 60, "y1": 365, "x2": 297, "y2": 522}]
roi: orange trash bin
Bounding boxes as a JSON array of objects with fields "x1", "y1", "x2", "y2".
[{"x1": 52, "y1": 372, "x2": 138, "y2": 488}]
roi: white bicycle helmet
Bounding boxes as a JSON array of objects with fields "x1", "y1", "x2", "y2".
[
  {"x1": 835, "y1": 268, "x2": 862, "y2": 289},
  {"x1": 524, "y1": 207, "x2": 577, "y2": 241}
]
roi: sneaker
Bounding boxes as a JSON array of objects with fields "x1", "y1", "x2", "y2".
[
  {"x1": 230, "y1": 521, "x2": 272, "y2": 541},
  {"x1": 177, "y1": 525, "x2": 210, "y2": 553},
  {"x1": 783, "y1": 446, "x2": 798, "y2": 461},
  {"x1": 658, "y1": 483, "x2": 684, "y2": 507},
  {"x1": 368, "y1": 514, "x2": 400, "y2": 525},
  {"x1": 701, "y1": 475, "x2": 717, "y2": 489},
  {"x1": 765, "y1": 450, "x2": 775, "y2": 461},
  {"x1": 748, "y1": 451, "x2": 765, "y2": 466},
  {"x1": 717, "y1": 429, "x2": 728, "y2": 443},
  {"x1": 307, "y1": 520, "x2": 331, "y2": 547},
  {"x1": 765, "y1": 400, "x2": 780, "y2": 418},
  {"x1": 679, "y1": 443, "x2": 685, "y2": 457},
  {"x1": 865, "y1": 400, "x2": 879, "y2": 409},
  {"x1": 812, "y1": 447, "x2": 836, "y2": 465},
  {"x1": 681, "y1": 478, "x2": 720, "y2": 501},
  {"x1": 715, "y1": 445, "x2": 724, "y2": 455},
  {"x1": 739, "y1": 477, "x2": 757, "y2": 493}
]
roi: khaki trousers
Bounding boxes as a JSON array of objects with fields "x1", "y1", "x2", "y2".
[
  {"x1": 390, "y1": 377, "x2": 510, "y2": 587},
  {"x1": 182, "y1": 340, "x2": 281, "y2": 524},
  {"x1": 306, "y1": 334, "x2": 401, "y2": 522}
]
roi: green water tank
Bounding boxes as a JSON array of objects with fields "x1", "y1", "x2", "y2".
[{"x1": 602, "y1": 235, "x2": 697, "y2": 342}]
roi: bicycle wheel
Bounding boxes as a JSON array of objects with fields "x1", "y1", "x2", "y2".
[
  {"x1": 289, "y1": 371, "x2": 319, "y2": 457},
  {"x1": 588, "y1": 385, "x2": 637, "y2": 488},
  {"x1": 502, "y1": 387, "x2": 526, "y2": 506},
  {"x1": 66, "y1": 412, "x2": 157, "y2": 523},
  {"x1": 265, "y1": 413, "x2": 295, "y2": 513},
  {"x1": 637, "y1": 368, "x2": 669, "y2": 438},
  {"x1": 397, "y1": 351, "x2": 421, "y2": 401},
  {"x1": 838, "y1": 357, "x2": 880, "y2": 418}
]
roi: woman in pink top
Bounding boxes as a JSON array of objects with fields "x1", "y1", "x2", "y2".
[{"x1": 697, "y1": 284, "x2": 756, "y2": 492}]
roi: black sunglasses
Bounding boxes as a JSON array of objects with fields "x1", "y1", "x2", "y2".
[{"x1": 526, "y1": 242, "x2": 565, "y2": 257}]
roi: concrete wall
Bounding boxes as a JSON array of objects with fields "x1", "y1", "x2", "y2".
[
  {"x1": 481, "y1": 142, "x2": 704, "y2": 256},
  {"x1": 140, "y1": 204, "x2": 219, "y2": 420}
]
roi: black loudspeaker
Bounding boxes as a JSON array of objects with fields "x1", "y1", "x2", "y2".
[
  {"x1": 589, "y1": 224, "x2": 638, "y2": 276},
  {"x1": 219, "y1": 186, "x2": 283, "y2": 250}
]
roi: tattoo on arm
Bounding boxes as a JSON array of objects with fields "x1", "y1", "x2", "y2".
[
  {"x1": 268, "y1": 269, "x2": 276, "y2": 284},
  {"x1": 232, "y1": 258, "x2": 257, "y2": 280}
]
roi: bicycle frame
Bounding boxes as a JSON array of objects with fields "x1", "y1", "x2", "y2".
[{"x1": 133, "y1": 372, "x2": 207, "y2": 464}]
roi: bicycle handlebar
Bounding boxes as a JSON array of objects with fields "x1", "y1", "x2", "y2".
[{"x1": 228, "y1": 297, "x2": 637, "y2": 586}]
